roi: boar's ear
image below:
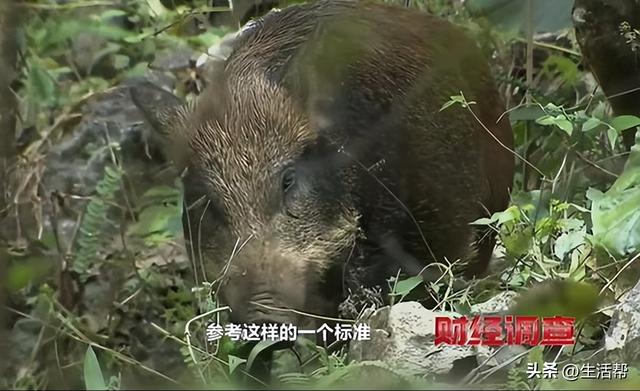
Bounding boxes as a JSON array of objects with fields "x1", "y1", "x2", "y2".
[{"x1": 130, "y1": 81, "x2": 190, "y2": 169}]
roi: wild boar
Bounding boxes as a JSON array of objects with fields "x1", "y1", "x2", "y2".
[{"x1": 131, "y1": 0, "x2": 515, "y2": 328}]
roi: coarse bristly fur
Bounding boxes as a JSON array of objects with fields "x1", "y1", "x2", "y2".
[{"x1": 130, "y1": 0, "x2": 515, "y2": 328}]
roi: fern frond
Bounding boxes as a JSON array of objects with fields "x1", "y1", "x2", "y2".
[{"x1": 71, "y1": 164, "x2": 123, "y2": 280}]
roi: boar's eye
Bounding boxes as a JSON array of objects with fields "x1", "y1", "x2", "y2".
[{"x1": 281, "y1": 166, "x2": 296, "y2": 193}]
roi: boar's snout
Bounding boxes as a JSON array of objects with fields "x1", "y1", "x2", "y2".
[
  {"x1": 217, "y1": 242, "x2": 311, "y2": 326},
  {"x1": 221, "y1": 281, "x2": 304, "y2": 326}
]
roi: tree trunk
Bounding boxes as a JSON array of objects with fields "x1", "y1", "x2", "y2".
[{"x1": 573, "y1": 0, "x2": 640, "y2": 150}]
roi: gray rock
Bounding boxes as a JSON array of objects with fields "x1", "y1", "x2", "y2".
[
  {"x1": 348, "y1": 301, "x2": 475, "y2": 377},
  {"x1": 605, "y1": 279, "x2": 640, "y2": 361},
  {"x1": 42, "y1": 71, "x2": 178, "y2": 246},
  {"x1": 469, "y1": 291, "x2": 526, "y2": 369},
  {"x1": 348, "y1": 292, "x2": 522, "y2": 378},
  {"x1": 470, "y1": 291, "x2": 517, "y2": 314}
]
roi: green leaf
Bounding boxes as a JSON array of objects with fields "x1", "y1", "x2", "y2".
[
  {"x1": 123, "y1": 34, "x2": 144, "y2": 44},
  {"x1": 555, "y1": 118, "x2": 573, "y2": 135},
  {"x1": 27, "y1": 61, "x2": 56, "y2": 106},
  {"x1": 5, "y1": 256, "x2": 53, "y2": 292},
  {"x1": 508, "y1": 105, "x2": 545, "y2": 121},
  {"x1": 536, "y1": 114, "x2": 573, "y2": 135},
  {"x1": 439, "y1": 100, "x2": 456, "y2": 112},
  {"x1": 227, "y1": 355, "x2": 246, "y2": 374},
  {"x1": 246, "y1": 340, "x2": 280, "y2": 372},
  {"x1": 469, "y1": 217, "x2": 495, "y2": 226},
  {"x1": 141, "y1": 185, "x2": 181, "y2": 200},
  {"x1": 554, "y1": 227, "x2": 586, "y2": 261},
  {"x1": 502, "y1": 226, "x2": 534, "y2": 257},
  {"x1": 439, "y1": 94, "x2": 466, "y2": 112},
  {"x1": 543, "y1": 102, "x2": 562, "y2": 112},
  {"x1": 113, "y1": 54, "x2": 130, "y2": 70},
  {"x1": 535, "y1": 115, "x2": 555, "y2": 126},
  {"x1": 187, "y1": 31, "x2": 224, "y2": 50},
  {"x1": 610, "y1": 115, "x2": 640, "y2": 132},
  {"x1": 498, "y1": 205, "x2": 522, "y2": 225},
  {"x1": 128, "y1": 205, "x2": 180, "y2": 238},
  {"x1": 585, "y1": 187, "x2": 604, "y2": 203},
  {"x1": 581, "y1": 117, "x2": 603, "y2": 132},
  {"x1": 146, "y1": 0, "x2": 169, "y2": 18},
  {"x1": 542, "y1": 55, "x2": 578, "y2": 86},
  {"x1": 453, "y1": 302, "x2": 472, "y2": 316},
  {"x1": 527, "y1": 346, "x2": 544, "y2": 368},
  {"x1": 590, "y1": 135, "x2": 640, "y2": 256},
  {"x1": 84, "y1": 346, "x2": 107, "y2": 391},
  {"x1": 97, "y1": 9, "x2": 128, "y2": 21},
  {"x1": 390, "y1": 275, "x2": 423, "y2": 302}
]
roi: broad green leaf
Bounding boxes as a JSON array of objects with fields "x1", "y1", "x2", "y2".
[
  {"x1": 581, "y1": 117, "x2": 603, "y2": 132},
  {"x1": 128, "y1": 205, "x2": 181, "y2": 238},
  {"x1": 527, "y1": 346, "x2": 544, "y2": 368},
  {"x1": 567, "y1": 245, "x2": 587, "y2": 281},
  {"x1": 502, "y1": 226, "x2": 533, "y2": 257},
  {"x1": 5, "y1": 256, "x2": 53, "y2": 292},
  {"x1": 469, "y1": 217, "x2": 495, "y2": 226},
  {"x1": 146, "y1": 0, "x2": 169, "y2": 18},
  {"x1": 543, "y1": 102, "x2": 562, "y2": 112},
  {"x1": 590, "y1": 135, "x2": 640, "y2": 256},
  {"x1": 555, "y1": 118, "x2": 573, "y2": 135},
  {"x1": 97, "y1": 9, "x2": 128, "y2": 21},
  {"x1": 246, "y1": 340, "x2": 280, "y2": 372},
  {"x1": 610, "y1": 115, "x2": 640, "y2": 132},
  {"x1": 535, "y1": 115, "x2": 555, "y2": 126},
  {"x1": 554, "y1": 227, "x2": 586, "y2": 261},
  {"x1": 536, "y1": 114, "x2": 573, "y2": 135},
  {"x1": 188, "y1": 31, "x2": 224, "y2": 49},
  {"x1": 498, "y1": 205, "x2": 522, "y2": 225},
  {"x1": 390, "y1": 276, "x2": 423, "y2": 301},
  {"x1": 585, "y1": 187, "x2": 604, "y2": 203},
  {"x1": 123, "y1": 34, "x2": 145, "y2": 44},
  {"x1": 27, "y1": 62, "x2": 56, "y2": 106},
  {"x1": 542, "y1": 55, "x2": 578, "y2": 86},
  {"x1": 140, "y1": 185, "x2": 181, "y2": 200},
  {"x1": 470, "y1": 210, "x2": 504, "y2": 226},
  {"x1": 58, "y1": 21, "x2": 131, "y2": 42},
  {"x1": 453, "y1": 302, "x2": 472, "y2": 316},
  {"x1": 509, "y1": 105, "x2": 545, "y2": 122},
  {"x1": 558, "y1": 217, "x2": 584, "y2": 231},
  {"x1": 439, "y1": 94, "x2": 466, "y2": 112},
  {"x1": 439, "y1": 100, "x2": 457, "y2": 112},
  {"x1": 84, "y1": 346, "x2": 107, "y2": 391}
]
